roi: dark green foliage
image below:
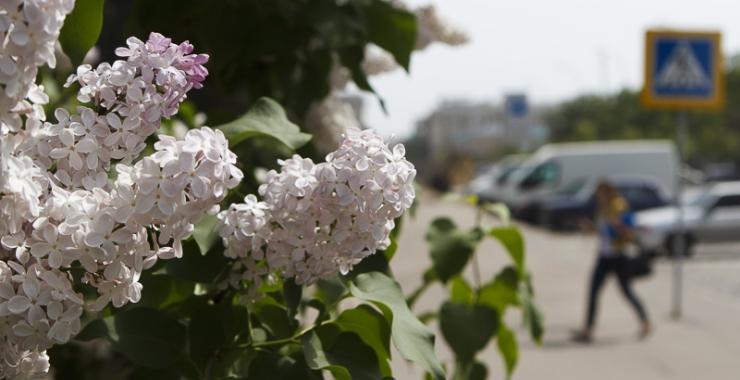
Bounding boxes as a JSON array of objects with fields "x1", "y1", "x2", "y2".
[
  {"x1": 94, "y1": 0, "x2": 417, "y2": 124},
  {"x1": 59, "y1": 0, "x2": 105, "y2": 66}
]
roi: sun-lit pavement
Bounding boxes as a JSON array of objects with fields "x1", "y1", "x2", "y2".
[{"x1": 390, "y1": 191, "x2": 740, "y2": 380}]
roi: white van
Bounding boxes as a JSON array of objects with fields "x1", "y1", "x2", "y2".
[{"x1": 498, "y1": 140, "x2": 679, "y2": 221}]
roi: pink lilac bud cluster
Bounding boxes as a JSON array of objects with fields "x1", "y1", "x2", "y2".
[
  {"x1": 218, "y1": 129, "x2": 416, "y2": 296},
  {"x1": 0, "y1": 7, "x2": 228, "y2": 373},
  {"x1": 0, "y1": 0, "x2": 74, "y2": 115}
]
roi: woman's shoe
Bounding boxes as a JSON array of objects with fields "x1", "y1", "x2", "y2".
[
  {"x1": 571, "y1": 329, "x2": 593, "y2": 344},
  {"x1": 638, "y1": 322, "x2": 652, "y2": 340}
]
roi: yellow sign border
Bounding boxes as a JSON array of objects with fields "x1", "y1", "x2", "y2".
[{"x1": 641, "y1": 29, "x2": 724, "y2": 110}]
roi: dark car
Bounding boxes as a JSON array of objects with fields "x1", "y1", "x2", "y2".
[{"x1": 539, "y1": 178, "x2": 669, "y2": 230}]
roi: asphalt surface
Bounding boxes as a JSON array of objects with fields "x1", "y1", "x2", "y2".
[{"x1": 390, "y1": 192, "x2": 740, "y2": 380}]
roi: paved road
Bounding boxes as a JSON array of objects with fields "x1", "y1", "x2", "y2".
[{"x1": 390, "y1": 192, "x2": 740, "y2": 380}]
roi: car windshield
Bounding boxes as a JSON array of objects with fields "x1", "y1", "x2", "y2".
[
  {"x1": 503, "y1": 165, "x2": 532, "y2": 185},
  {"x1": 683, "y1": 188, "x2": 712, "y2": 207},
  {"x1": 556, "y1": 178, "x2": 587, "y2": 197},
  {"x1": 496, "y1": 165, "x2": 519, "y2": 185}
]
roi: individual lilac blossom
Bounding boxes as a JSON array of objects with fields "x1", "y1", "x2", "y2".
[{"x1": 48, "y1": 127, "x2": 97, "y2": 171}]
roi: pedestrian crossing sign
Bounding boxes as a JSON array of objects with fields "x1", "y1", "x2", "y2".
[{"x1": 642, "y1": 30, "x2": 724, "y2": 110}]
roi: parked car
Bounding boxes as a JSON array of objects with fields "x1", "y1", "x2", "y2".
[
  {"x1": 703, "y1": 162, "x2": 740, "y2": 182},
  {"x1": 539, "y1": 177, "x2": 669, "y2": 230},
  {"x1": 497, "y1": 140, "x2": 679, "y2": 223},
  {"x1": 466, "y1": 154, "x2": 528, "y2": 203},
  {"x1": 635, "y1": 181, "x2": 740, "y2": 256}
]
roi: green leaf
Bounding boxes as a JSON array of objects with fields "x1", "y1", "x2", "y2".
[
  {"x1": 382, "y1": 238, "x2": 398, "y2": 261},
  {"x1": 189, "y1": 301, "x2": 248, "y2": 371},
  {"x1": 440, "y1": 193, "x2": 473, "y2": 204},
  {"x1": 315, "y1": 276, "x2": 348, "y2": 308},
  {"x1": 58, "y1": 0, "x2": 105, "y2": 66},
  {"x1": 366, "y1": 0, "x2": 417, "y2": 71},
  {"x1": 348, "y1": 250, "x2": 391, "y2": 279},
  {"x1": 439, "y1": 301, "x2": 498, "y2": 363},
  {"x1": 192, "y1": 214, "x2": 219, "y2": 255},
  {"x1": 453, "y1": 361, "x2": 488, "y2": 380},
  {"x1": 165, "y1": 239, "x2": 229, "y2": 283},
  {"x1": 483, "y1": 202, "x2": 511, "y2": 225},
  {"x1": 216, "y1": 97, "x2": 311, "y2": 150},
  {"x1": 463, "y1": 194, "x2": 480, "y2": 206},
  {"x1": 497, "y1": 322, "x2": 519, "y2": 379},
  {"x1": 189, "y1": 304, "x2": 228, "y2": 370},
  {"x1": 135, "y1": 273, "x2": 195, "y2": 310},
  {"x1": 489, "y1": 227, "x2": 525, "y2": 273},
  {"x1": 283, "y1": 278, "x2": 303, "y2": 319},
  {"x1": 302, "y1": 331, "x2": 351, "y2": 380},
  {"x1": 253, "y1": 298, "x2": 298, "y2": 339},
  {"x1": 115, "y1": 309, "x2": 187, "y2": 369},
  {"x1": 520, "y1": 282, "x2": 545, "y2": 344},
  {"x1": 468, "y1": 361, "x2": 488, "y2": 380},
  {"x1": 350, "y1": 272, "x2": 445, "y2": 380},
  {"x1": 478, "y1": 266, "x2": 520, "y2": 313},
  {"x1": 307, "y1": 299, "x2": 329, "y2": 325},
  {"x1": 323, "y1": 328, "x2": 383, "y2": 380},
  {"x1": 426, "y1": 218, "x2": 482, "y2": 283},
  {"x1": 248, "y1": 347, "x2": 322, "y2": 379},
  {"x1": 448, "y1": 276, "x2": 473, "y2": 304},
  {"x1": 77, "y1": 308, "x2": 186, "y2": 369},
  {"x1": 335, "y1": 305, "x2": 392, "y2": 377},
  {"x1": 338, "y1": 45, "x2": 386, "y2": 112},
  {"x1": 75, "y1": 317, "x2": 114, "y2": 342},
  {"x1": 382, "y1": 216, "x2": 403, "y2": 261}
]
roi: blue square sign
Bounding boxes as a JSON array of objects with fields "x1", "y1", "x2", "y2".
[
  {"x1": 505, "y1": 94, "x2": 528, "y2": 118},
  {"x1": 642, "y1": 30, "x2": 724, "y2": 110}
]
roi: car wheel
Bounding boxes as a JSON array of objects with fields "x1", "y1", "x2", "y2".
[
  {"x1": 521, "y1": 203, "x2": 541, "y2": 225},
  {"x1": 537, "y1": 209, "x2": 553, "y2": 229},
  {"x1": 665, "y1": 233, "x2": 695, "y2": 257}
]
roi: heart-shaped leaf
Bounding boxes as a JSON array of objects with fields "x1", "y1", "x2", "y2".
[
  {"x1": 426, "y1": 218, "x2": 482, "y2": 283},
  {"x1": 439, "y1": 301, "x2": 498, "y2": 363}
]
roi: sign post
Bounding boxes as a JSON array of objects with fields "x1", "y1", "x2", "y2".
[{"x1": 641, "y1": 29, "x2": 724, "y2": 320}]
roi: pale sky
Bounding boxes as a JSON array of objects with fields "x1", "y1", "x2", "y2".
[{"x1": 360, "y1": 0, "x2": 740, "y2": 138}]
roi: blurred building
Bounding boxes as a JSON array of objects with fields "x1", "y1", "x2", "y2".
[{"x1": 410, "y1": 97, "x2": 549, "y2": 188}]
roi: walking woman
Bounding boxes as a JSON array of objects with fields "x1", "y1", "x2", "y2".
[{"x1": 573, "y1": 180, "x2": 651, "y2": 342}]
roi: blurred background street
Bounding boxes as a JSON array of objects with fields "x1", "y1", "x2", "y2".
[{"x1": 391, "y1": 191, "x2": 740, "y2": 380}]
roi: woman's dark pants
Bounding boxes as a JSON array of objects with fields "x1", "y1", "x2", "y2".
[{"x1": 586, "y1": 255, "x2": 648, "y2": 328}]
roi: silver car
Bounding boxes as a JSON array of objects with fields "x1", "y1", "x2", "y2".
[{"x1": 635, "y1": 182, "x2": 740, "y2": 256}]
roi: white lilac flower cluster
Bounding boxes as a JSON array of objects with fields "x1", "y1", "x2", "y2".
[
  {"x1": 26, "y1": 31, "x2": 211, "y2": 190},
  {"x1": 0, "y1": 0, "x2": 74, "y2": 116},
  {"x1": 217, "y1": 129, "x2": 416, "y2": 297},
  {"x1": 0, "y1": 2, "x2": 232, "y2": 373}
]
